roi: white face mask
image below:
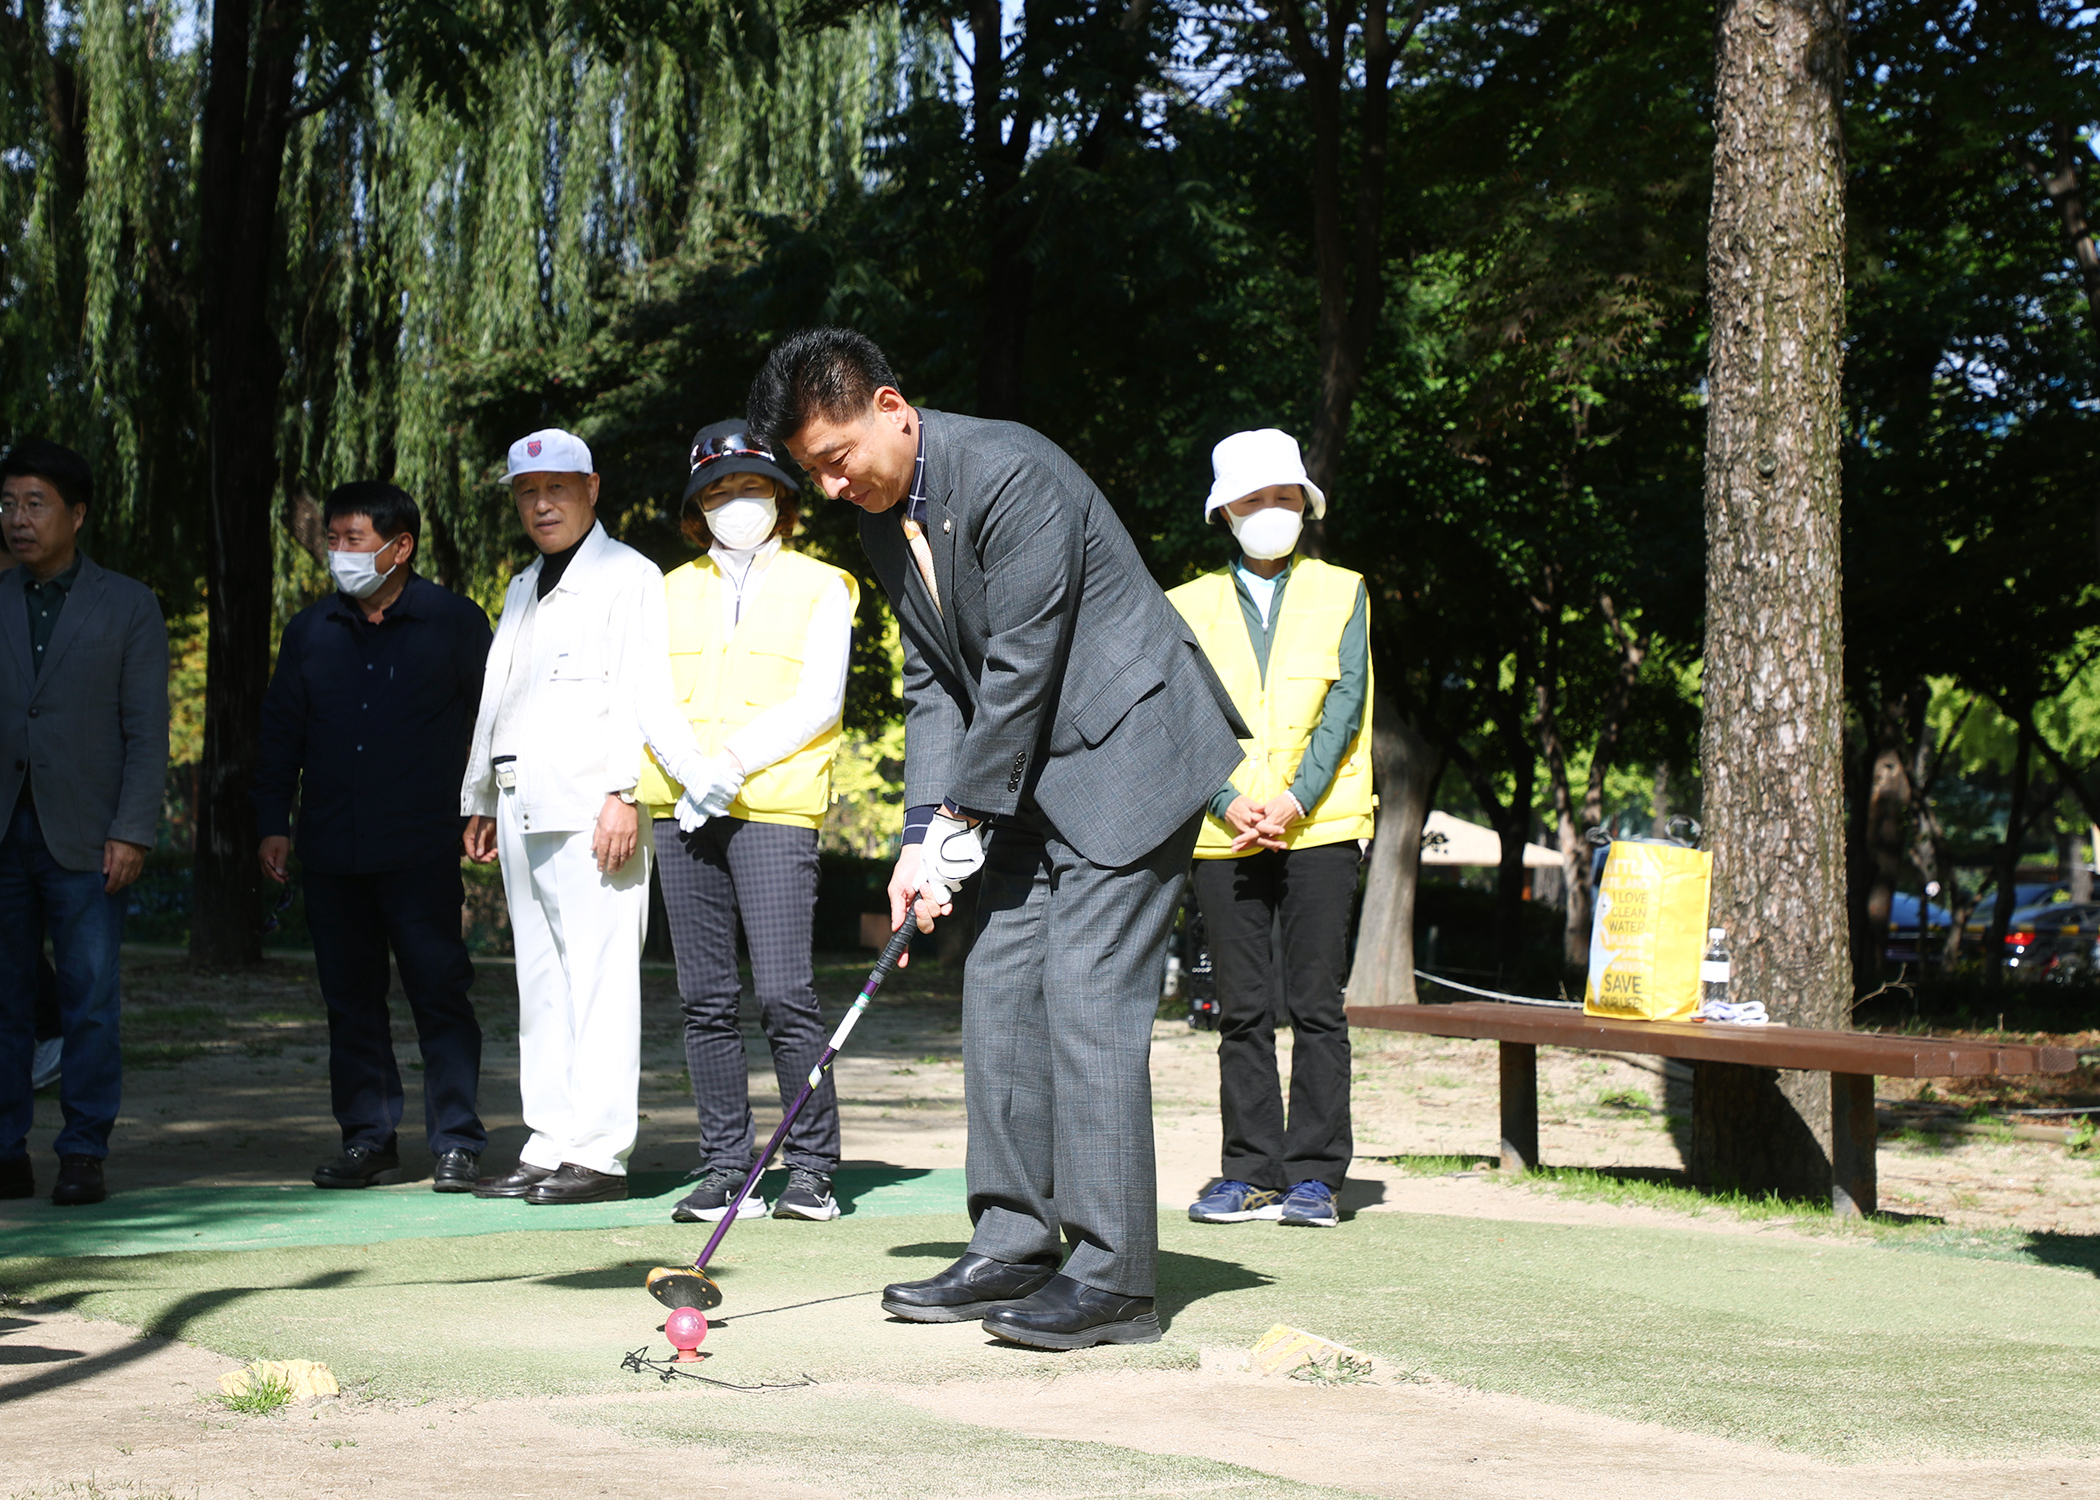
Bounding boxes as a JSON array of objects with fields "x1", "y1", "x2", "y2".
[
  {"x1": 706, "y1": 494, "x2": 778, "y2": 551},
  {"x1": 329, "y1": 538, "x2": 401, "y2": 600},
  {"x1": 1229, "y1": 505, "x2": 1303, "y2": 562}
]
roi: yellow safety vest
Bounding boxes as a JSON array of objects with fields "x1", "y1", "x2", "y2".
[
  {"x1": 637, "y1": 550, "x2": 861, "y2": 829},
  {"x1": 1168, "y1": 557, "x2": 1375, "y2": 859}
]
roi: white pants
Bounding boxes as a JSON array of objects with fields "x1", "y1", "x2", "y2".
[{"x1": 497, "y1": 795, "x2": 651, "y2": 1176}]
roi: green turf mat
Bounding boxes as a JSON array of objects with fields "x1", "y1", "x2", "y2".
[
  {"x1": 5, "y1": 1210, "x2": 2098, "y2": 1461},
  {"x1": 0, "y1": 1166, "x2": 964, "y2": 1258}
]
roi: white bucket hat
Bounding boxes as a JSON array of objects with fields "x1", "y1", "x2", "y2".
[
  {"x1": 504, "y1": 428, "x2": 593, "y2": 481},
  {"x1": 1203, "y1": 429, "x2": 1327, "y2": 521}
]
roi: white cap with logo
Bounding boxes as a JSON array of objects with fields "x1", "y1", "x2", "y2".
[
  {"x1": 1203, "y1": 429, "x2": 1327, "y2": 520},
  {"x1": 504, "y1": 428, "x2": 593, "y2": 481}
]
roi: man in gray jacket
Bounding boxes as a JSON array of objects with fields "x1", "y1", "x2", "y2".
[
  {"x1": 0, "y1": 440, "x2": 169, "y2": 1206},
  {"x1": 751, "y1": 330, "x2": 1246, "y2": 1350}
]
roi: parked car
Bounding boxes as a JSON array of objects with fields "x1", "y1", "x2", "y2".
[
  {"x1": 1884, "y1": 890, "x2": 1954, "y2": 964},
  {"x1": 1963, "y1": 899, "x2": 2100, "y2": 974}
]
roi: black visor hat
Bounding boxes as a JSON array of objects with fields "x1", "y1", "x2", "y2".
[{"x1": 681, "y1": 419, "x2": 802, "y2": 505}]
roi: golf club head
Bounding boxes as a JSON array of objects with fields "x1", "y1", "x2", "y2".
[{"x1": 647, "y1": 1265, "x2": 723, "y2": 1312}]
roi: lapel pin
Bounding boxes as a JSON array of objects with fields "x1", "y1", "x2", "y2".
[{"x1": 942, "y1": 518, "x2": 951, "y2": 533}]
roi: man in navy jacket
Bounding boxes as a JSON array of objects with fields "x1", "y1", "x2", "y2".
[{"x1": 254, "y1": 482, "x2": 494, "y2": 1192}]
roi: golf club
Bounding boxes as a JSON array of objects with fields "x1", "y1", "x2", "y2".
[{"x1": 646, "y1": 914, "x2": 920, "y2": 1310}]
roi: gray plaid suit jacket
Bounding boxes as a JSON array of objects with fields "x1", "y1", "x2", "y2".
[{"x1": 861, "y1": 409, "x2": 1247, "y2": 868}]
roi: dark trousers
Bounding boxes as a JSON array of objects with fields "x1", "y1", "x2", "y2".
[
  {"x1": 655, "y1": 816, "x2": 837, "y2": 1173},
  {"x1": 0, "y1": 798, "x2": 126, "y2": 1159},
  {"x1": 1190, "y1": 841, "x2": 1360, "y2": 1193},
  {"x1": 303, "y1": 859, "x2": 485, "y2": 1155}
]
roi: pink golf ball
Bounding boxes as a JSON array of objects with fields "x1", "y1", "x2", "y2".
[{"x1": 665, "y1": 1305, "x2": 709, "y2": 1360}]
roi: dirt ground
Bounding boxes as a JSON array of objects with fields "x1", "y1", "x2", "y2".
[{"x1": 5, "y1": 951, "x2": 2099, "y2": 1498}]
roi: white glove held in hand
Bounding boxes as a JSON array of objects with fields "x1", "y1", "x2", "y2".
[
  {"x1": 673, "y1": 757, "x2": 745, "y2": 832},
  {"x1": 916, "y1": 811, "x2": 986, "y2": 903}
]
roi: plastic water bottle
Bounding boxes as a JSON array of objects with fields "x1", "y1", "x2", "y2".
[{"x1": 1701, "y1": 928, "x2": 1731, "y2": 1007}]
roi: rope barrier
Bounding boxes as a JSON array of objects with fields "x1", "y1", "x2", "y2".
[{"x1": 1410, "y1": 970, "x2": 1582, "y2": 1009}]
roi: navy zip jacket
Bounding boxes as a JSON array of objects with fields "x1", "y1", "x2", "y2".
[{"x1": 253, "y1": 574, "x2": 493, "y2": 874}]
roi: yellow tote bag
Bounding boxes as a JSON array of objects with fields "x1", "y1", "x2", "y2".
[{"x1": 1583, "y1": 839, "x2": 1713, "y2": 1021}]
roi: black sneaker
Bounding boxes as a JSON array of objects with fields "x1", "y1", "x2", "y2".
[
  {"x1": 313, "y1": 1142, "x2": 403, "y2": 1189},
  {"x1": 0, "y1": 1156, "x2": 30, "y2": 1200},
  {"x1": 671, "y1": 1164, "x2": 766, "y2": 1223},
  {"x1": 772, "y1": 1167, "x2": 841, "y2": 1221}
]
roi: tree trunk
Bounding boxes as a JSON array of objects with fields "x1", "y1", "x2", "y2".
[
  {"x1": 1984, "y1": 718, "x2": 2034, "y2": 984},
  {"x1": 1847, "y1": 692, "x2": 1914, "y2": 993},
  {"x1": 1345, "y1": 690, "x2": 1442, "y2": 1006},
  {"x1": 971, "y1": 0, "x2": 1037, "y2": 421},
  {"x1": 192, "y1": 0, "x2": 297, "y2": 965},
  {"x1": 1696, "y1": 0, "x2": 1848, "y2": 1200}
]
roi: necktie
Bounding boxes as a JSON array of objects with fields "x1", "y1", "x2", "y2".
[{"x1": 901, "y1": 515, "x2": 942, "y2": 615}]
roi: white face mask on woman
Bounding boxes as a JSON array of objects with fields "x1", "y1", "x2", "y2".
[
  {"x1": 705, "y1": 494, "x2": 778, "y2": 551},
  {"x1": 328, "y1": 538, "x2": 401, "y2": 600},
  {"x1": 1229, "y1": 505, "x2": 1303, "y2": 562}
]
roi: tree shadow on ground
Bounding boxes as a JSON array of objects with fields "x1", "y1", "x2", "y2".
[
  {"x1": 2018, "y1": 1231, "x2": 2100, "y2": 1276},
  {"x1": 0, "y1": 1267, "x2": 358, "y2": 1405}
]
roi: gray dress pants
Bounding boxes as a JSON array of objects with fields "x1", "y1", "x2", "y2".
[
  {"x1": 963, "y1": 805, "x2": 1202, "y2": 1298},
  {"x1": 655, "y1": 816, "x2": 838, "y2": 1173}
]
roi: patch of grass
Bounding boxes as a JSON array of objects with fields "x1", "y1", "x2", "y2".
[
  {"x1": 1289, "y1": 1351, "x2": 1378, "y2": 1386},
  {"x1": 1596, "y1": 1087, "x2": 1651, "y2": 1112},
  {"x1": 1524, "y1": 1164, "x2": 1825, "y2": 1222},
  {"x1": 1377, "y1": 1153, "x2": 1500, "y2": 1175},
  {"x1": 216, "y1": 1367, "x2": 296, "y2": 1415}
]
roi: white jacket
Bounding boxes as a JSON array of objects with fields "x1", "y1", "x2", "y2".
[{"x1": 461, "y1": 522, "x2": 705, "y2": 834}]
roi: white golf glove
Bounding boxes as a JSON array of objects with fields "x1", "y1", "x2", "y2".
[
  {"x1": 673, "y1": 756, "x2": 745, "y2": 832},
  {"x1": 916, "y1": 811, "x2": 987, "y2": 904}
]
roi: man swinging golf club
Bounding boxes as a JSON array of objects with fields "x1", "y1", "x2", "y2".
[{"x1": 749, "y1": 330, "x2": 1246, "y2": 1350}]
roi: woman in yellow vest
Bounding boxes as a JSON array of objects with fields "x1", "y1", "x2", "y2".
[
  {"x1": 1166, "y1": 428, "x2": 1373, "y2": 1231},
  {"x1": 640, "y1": 419, "x2": 860, "y2": 1226}
]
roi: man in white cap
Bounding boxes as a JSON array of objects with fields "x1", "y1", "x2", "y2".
[{"x1": 460, "y1": 429, "x2": 737, "y2": 1204}]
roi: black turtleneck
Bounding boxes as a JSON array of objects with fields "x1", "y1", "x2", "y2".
[{"x1": 536, "y1": 532, "x2": 587, "y2": 599}]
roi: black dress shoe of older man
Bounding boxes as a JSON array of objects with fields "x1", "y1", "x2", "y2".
[
  {"x1": 525, "y1": 1163, "x2": 629, "y2": 1205},
  {"x1": 473, "y1": 1160, "x2": 555, "y2": 1199},
  {"x1": 880, "y1": 1252, "x2": 1060, "y2": 1323},
  {"x1": 312, "y1": 1142, "x2": 401, "y2": 1189},
  {"x1": 0, "y1": 1155, "x2": 31, "y2": 1200},
  {"x1": 430, "y1": 1149, "x2": 481, "y2": 1194},
  {"x1": 981, "y1": 1274, "x2": 1162, "y2": 1350},
  {"x1": 51, "y1": 1154, "x2": 108, "y2": 1207}
]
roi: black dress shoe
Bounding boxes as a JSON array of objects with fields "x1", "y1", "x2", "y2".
[
  {"x1": 431, "y1": 1149, "x2": 481, "y2": 1194},
  {"x1": 881, "y1": 1252, "x2": 1060, "y2": 1323},
  {"x1": 525, "y1": 1162, "x2": 629, "y2": 1205},
  {"x1": 981, "y1": 1274, "x2": 1161, "y2": 1350},
  {"x1": 0, "y1": 1155, "x2": 30, "y2": 1200},
  {"x1": 51, "y1": 1154, "x2": 107, "y2": 1207},
  {"x1": 313, "y1": 1142, "x2": 402, "y2": 1189},
  {"x1": 472, "y1": 1160, "x2": 556, "y2": 1199}
]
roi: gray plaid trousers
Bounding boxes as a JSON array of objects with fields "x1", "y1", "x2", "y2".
[{"x1": 654, "y1": 816, "x2": 839, "y2": 1173}]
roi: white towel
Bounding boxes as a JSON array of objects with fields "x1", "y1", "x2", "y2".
[{"x1": 1699, "y1": 999, "x2": 1768, "y2": 1025}]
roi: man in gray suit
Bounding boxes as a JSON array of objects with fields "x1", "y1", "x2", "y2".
[
  {"x1": 0, "y1": 440, "x2": 169, "y2": 1206},
  {"x1": 750, "y1": 330, "x2": 1246, "y2": 1349}
]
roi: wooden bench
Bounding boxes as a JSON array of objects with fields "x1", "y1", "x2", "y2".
[{"x1": 1344, "y1": 1001, "x2": 2082, "y2": 1216}]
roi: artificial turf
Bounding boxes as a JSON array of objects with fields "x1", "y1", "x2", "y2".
[
  {"x1": 0, "y1": 1166, "x2": 965, "y2": 1258},
  {"x1": 5, "y1": 1207, "x2": 2097, "y2": 1464}
]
